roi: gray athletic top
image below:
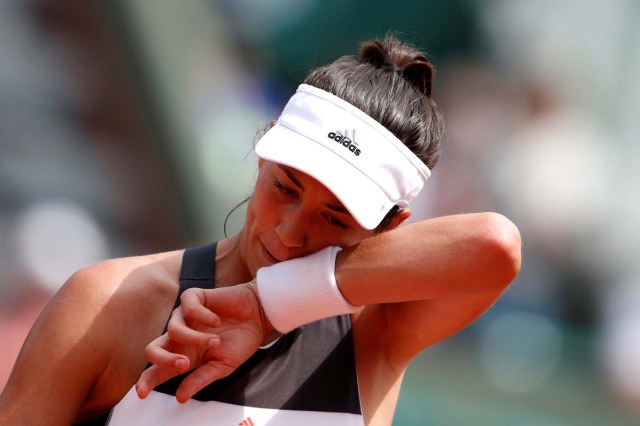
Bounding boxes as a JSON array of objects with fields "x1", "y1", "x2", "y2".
[{"x1": 83, "y1": 243, "x2": 364, "y2": 426}]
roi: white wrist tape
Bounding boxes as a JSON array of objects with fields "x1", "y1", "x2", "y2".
[{"x1": 256, "y1": 246, "x2": 363, "y2": 333}]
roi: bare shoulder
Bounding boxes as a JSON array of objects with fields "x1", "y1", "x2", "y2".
[
  {"x1": 0, "y1": 249, "x2": 185, "y2": 425},
  {"x1": 67, "y1": 249, "x2": 184, "y2": 306},
  {"x1": 60, "y1": 249, "x2": 185, "y2": 346}
]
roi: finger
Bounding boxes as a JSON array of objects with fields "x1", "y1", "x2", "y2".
[
  {"x1": 175, "y1": 363, "x2": 232, "y2": 403},
  {"x1": 144, "y1": 333, "x2": 190, "y2": 373},
  {"x1": 136, "y1": 363, "x2": 184, "y2": 399},
  {"x1": 167, "y1": 308, "x2": 221, "y2": 348},
  {"x1": 137, "y1": 334, "x2": 192, "y2": 399},
  {"x1": 181, "y1": 289, "x2": 221, "y2": 327}
]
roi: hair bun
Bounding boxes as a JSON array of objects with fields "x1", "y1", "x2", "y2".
[
  {"x1": 402, "y1": 56, "x2": 434, "y2": 97},
  {"x1": 359, "y1": 39, "x2": 388, "y2": 67},
  {"x1": 359, "y1": 36, "x2": 436, "y2": 97}
]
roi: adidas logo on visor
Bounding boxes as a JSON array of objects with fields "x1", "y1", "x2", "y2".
[{"x1": 328, "y1": 130, "x2": 361, "y2": 156}]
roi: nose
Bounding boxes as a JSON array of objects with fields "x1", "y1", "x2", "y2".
[{"x1": 275, "y1": 209, "x2": 307, "y2": 248}]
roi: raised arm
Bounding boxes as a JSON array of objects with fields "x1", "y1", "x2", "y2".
[
  {"x1": 338, "y1": 212, "x2": 520, "y2": 305},
  {"x1": 336, "y1": 212, "x2": 521, "y2": 362},
  {"x1": 257, "y1": 211, "x2": 520, "y2": 362}
]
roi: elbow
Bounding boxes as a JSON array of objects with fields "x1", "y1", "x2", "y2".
[{"x1": 480, "y1": 212, "x2": 522, "y2": 287}]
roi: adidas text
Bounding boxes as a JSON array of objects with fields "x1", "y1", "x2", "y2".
[{"x1": 328, "y1": 131, "x2": 361, "y2": 156}]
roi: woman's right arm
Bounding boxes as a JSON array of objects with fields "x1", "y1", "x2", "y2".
[{"x1": 0, "y1": 254, "x2": 180, "y2": 425}]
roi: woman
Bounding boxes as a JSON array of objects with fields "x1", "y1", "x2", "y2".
[{"x1": 0, "y1": 36, "x2": 521, "y2": 425}]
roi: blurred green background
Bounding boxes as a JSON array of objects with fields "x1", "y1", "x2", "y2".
[{"x1": 1, "y1": 1, "x2": 639, "y2": 425}]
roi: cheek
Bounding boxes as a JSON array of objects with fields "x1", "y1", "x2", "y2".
[{"x1": 248, "y1": 180, "x2": 279, "y2": 227}]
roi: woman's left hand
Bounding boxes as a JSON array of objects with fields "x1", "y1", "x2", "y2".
[{"x1": 135, "y1": 281, "x2": 277, "y2": 403}]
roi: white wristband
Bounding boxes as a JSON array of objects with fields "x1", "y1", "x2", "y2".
[{"x1": 256, "y1": 246, "x2": 363, "y2": 333}]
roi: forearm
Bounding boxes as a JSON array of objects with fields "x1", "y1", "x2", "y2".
[
  {"x1": 257, "y1": 212, "x2": 521, "y2": 333},
  {"x1": 335, "y1": 212, "x2": 521, "y2": 305}
]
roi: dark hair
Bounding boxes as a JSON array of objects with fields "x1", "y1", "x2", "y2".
[
  {"x1": 303, "y1": 35, "x2": 443, "y2": 170},
  {"x1": 304, "y1": 35, "x2": 444, "y2": 231}
]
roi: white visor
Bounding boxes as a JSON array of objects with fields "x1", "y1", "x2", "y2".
[{"x1": 255, "y1": 84, "x2": 431, "y2": 230}]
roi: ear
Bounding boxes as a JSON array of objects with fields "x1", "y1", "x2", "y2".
[{"x1": 386, "y1": 208, "x2": 412, "y2": 230}]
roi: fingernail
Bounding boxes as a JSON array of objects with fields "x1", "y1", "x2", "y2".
[
  {"x1": 209, "y1": 337, "x2": 219, "y2": 347},
  {"x1": 175, "y1": 358, "x2": 188, "y2": 370},
  {"x1": 136, "y1": 384, "x2": 147, "y2": 399}
]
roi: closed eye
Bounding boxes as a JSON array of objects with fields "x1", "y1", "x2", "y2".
[
  {"x1": 324, "y1": 213, "x2": 349, "y2": 229},
  {"x1": 274, "y1": 179, "x2": 298, "y2": 198}
]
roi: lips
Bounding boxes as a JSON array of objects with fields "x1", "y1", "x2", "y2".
[{"x1": 260, "y1": 241, "x2": 282, "y2": 264}]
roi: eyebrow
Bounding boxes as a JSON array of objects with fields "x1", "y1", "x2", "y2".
[
  {"x1": 325, "y1": 203, "x2": 349, "y2": 215},
  {"x1": 281, "y1": 166, "x2": 351, "y2": 216},
  {"x1": 283, "y1": 168, "x2": 304, "y2": 190}
]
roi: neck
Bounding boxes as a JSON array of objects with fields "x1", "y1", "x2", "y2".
[{"x1": 215, "y1": 232, "x2": 253, "y2": 287}]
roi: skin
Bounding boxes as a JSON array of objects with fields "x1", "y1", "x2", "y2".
[{"x1": 0, "y1": 158, "x2": 521, "y2": 426}]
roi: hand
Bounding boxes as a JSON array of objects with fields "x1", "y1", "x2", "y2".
[{"x1": 136, "y1": 281, "x2": 277, "y2": 403}]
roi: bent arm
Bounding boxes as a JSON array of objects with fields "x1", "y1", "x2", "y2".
[
  {"x1": 337, "y1": 212, "x2": 521, "y2": 305},
  {"x1": 336, "y1": 212, "x2": 521, "y2": 361},
  {"x1": 258, "y1": 212, "x2": 520, "y2": 335}
]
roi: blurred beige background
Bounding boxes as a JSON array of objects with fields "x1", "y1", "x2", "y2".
[{"x1": 1, "y1": 1, "x2": 639, "y2": 425}]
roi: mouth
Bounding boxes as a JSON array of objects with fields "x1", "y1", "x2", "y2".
[{"x1": 260, "y1": 241, "x2": 282, "y2": 264}]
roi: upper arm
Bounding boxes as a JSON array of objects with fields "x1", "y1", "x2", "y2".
[
  {"x1": 349, "y1": 212, "x2": 522, "y2": 364},
  {"x1": 381, "y1": 286, "x2": 508, "y2": 364},
  {"x1": 0, "y1": 265, "x2": 115, "y2": 426},
  {"x1": 0, "y1": 249, "x2": 183, "y2": 426}
]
